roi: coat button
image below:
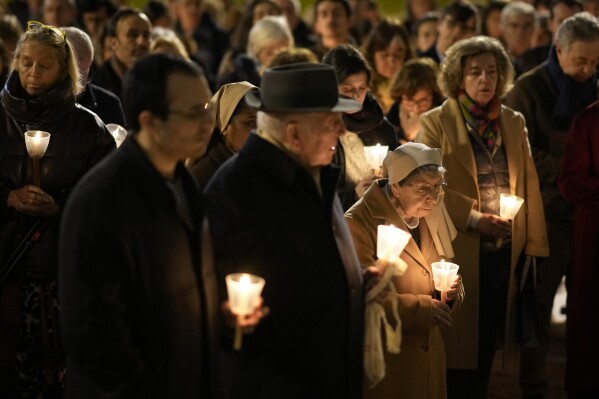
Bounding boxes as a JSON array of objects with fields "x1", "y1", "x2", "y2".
[
  {"x1": 421, "y1": 345, "x2": 429, "y2": 351},
  {"x1": 422, "y1": 270, "x2": 429, "y2": 276}
]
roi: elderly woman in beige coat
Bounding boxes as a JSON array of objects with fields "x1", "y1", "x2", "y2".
[
  {"x1": 415, "y1": 36, "x2": 549, "y2": 399},
  {"x1": 346, "y1": 142, "x2": 464, "y2": 399}
]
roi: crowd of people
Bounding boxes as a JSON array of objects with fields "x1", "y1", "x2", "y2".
[{"x1": 1, "y1": 0, "x2": 598, "y2": 398}]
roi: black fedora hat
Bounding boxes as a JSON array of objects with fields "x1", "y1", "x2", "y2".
[{"x1": 245, "y1": 63, "x2": 362, "y2": 113}]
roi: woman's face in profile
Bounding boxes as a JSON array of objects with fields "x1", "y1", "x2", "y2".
[{"x1": 18, "y1": 40, "x2": 62, "y2": 96}]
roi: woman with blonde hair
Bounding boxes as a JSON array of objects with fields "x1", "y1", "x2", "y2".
[
  {"x1": 217, "y1": 15, "x2": 293, "y2": 87},
  {"x1": 416, "y1": 36, "x2": 549, "y2": 398},
  {"x1": 0, "y1": 21, "x2": 114, "y2": 397}
]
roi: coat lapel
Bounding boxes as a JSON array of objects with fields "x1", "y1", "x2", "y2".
[
  {"x1": 499, "y1": 107, "x2": 521, "y2": 194},
  {"x1": 441, "y1": 100, "x2": 477, "y2": 179}
]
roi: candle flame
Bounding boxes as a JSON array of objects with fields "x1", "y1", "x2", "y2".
[{"x1": 240, "y1": 274, "x2": 251, "y2": 285}]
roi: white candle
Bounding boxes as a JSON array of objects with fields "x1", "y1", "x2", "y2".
[
  {"x1": 499, "y1": 193, "x2": 525, "y2": 220},
  {"x1": 377, "y1": 224, "x2": 411, "y2": 262},
  {"x1": 106, "y1": 124, "x2": 127, "y2": 148},
  {"x1": 431, "y1": 259, "x2": 459, "y2": 292},
  {"x1": 24, "y1": 130, "x2": 51, "y2": 158},
  {"x1": 226, "y1": 273, "x2": 265, "y2": 316},
  {"x1": 364, "y1": 143, "x2": 389, "y2": 171}
]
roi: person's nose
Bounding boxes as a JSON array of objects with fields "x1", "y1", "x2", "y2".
[{"x1": 30, "y1": 62, "x2": 42, "y2": 76}]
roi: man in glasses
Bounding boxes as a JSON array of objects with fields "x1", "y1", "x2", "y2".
[
  {"x1": 59, "y1": 54, "x2": 264, "y2": 398},
  {"x1": 420, "y1": 0, "x2": 479, "y2": 65}
]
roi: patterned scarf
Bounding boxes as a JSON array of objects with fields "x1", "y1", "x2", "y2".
[{"x1": 458, "y1": 90, "x2": 501, "y2": 152}]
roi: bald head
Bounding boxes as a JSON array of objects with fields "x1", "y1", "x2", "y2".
[{"x1": 63, "y1": 27, "x2": 93, "y2": 89}]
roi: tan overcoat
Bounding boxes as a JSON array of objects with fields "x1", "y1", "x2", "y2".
[
  {"x1": 346, "y1": 180, "x2": 462, "y2": 399},
  {"x1": 416, "y1": 99, "x2": 549, "y2": 368}
]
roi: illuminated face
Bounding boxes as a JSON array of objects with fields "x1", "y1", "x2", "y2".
[
  {"x1": 461, "y1": 52, "x2": 498, "y2": 107},
  {"x1": 502, "y1": 13, "x2": 534, "y2": 56},
  {"x1": 556, "y1": 40, "x2": 599, "y2": 82},
  {"x1": 391, "y1": 173, "x2": 444, "y2": 219},
  {"x1": 294, "y1": 112, "x2": 346, "y2": 167},
  {"x1": 339, "y1": 71, "x2": 368, "y2": 104},
  {"x1": 18, "y1": 40, "x2": 62, "y2": 96},
  {"x1": 373, "y1": 35, "x2": 407, "y2": 79},
  {"x1": 112, "y1": 14, "x2": 151, "y2": 69}
]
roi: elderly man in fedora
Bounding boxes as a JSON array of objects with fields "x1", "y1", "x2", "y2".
[{"x1": 204, "y1": 63, "x2": 364, "y2": 399}]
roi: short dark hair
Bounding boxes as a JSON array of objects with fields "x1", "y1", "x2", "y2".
[
  {"x1": 314, "y1": 0, "x2": 352, "y2": 20},
  {"x1": 108, "y1": 7, "x2": 146, "y2": 37},
  {"x1": 322, "y1": 44, "x2": 372, "y2": 85},
  {"x1": 77, "y1": 0, "x2": 116, "y2": 14},
  {"x1": 550, "y1": 0, "x2": 583, "y2": 19},
  {"x1": 389, "y1": 58, "x2": 443, "y2": 105},
  {"x1": 440, "y1": 1, "x2": 479, "y2": 25},
  {"x1": 123, "y1": 53, "x2": 202, "y2": 132}
]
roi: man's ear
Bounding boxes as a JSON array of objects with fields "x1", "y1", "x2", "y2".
[
  {"x1": 285, "y1": 120, "x2": 302, "y2": 150},
  {"x1": 138, "y1": 110, "x2": 155, "y2": 131}
]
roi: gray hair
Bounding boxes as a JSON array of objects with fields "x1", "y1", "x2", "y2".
[
  {"x1": 398, "y1": 164, "x2": 446, "y2": 186},
  {"x1": 439, "y1": 36, "x2": 514, "y2": 99},
  {"x1": 500, "y1": 1, "x2": 535, "y2": 28},
  {"x1": 247, "y1": 15, "x2": 294, "y2": 60},
  {"x1": 556, "y1": 12, "x2": 599, "y2": 51}
]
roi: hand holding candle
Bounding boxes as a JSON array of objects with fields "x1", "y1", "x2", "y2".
[
  {"x1": 364, "y1": 144, "x2": 389, "y2": 176},
  {"x1": 431, "y1": 260, "x2": 459, "y2": 303},
  {"x1": 225, "y1": 273, "x2": 265, "y2": 350},
  {"x1": 24, "y1": 131, "x2": 51, "y2": 187},
  {"x1": 497, "y1": 193, "x2": 524, "y2": 247}
]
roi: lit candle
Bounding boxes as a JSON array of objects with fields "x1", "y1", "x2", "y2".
[
  {"x1": 364, "y1": 143, "x2": 389, "y2": 175},
  {"x1": 500, "y1": 193, "x2": 524, "y2": 220},
  {"x1": 106, "y1": 124, "x2": 128, "y2": 148},
  {"x1": 24, "y1": 131, "x2": 51, "y2": 187},
  {"x1": 24, "y1": 130, "x2": 51, "y2": 159},
  {"x1": 225, "y1": 273, "x2": 265, "y2": 350},
  {"x1": 431, "y1": 259, "x2": 459, "y2": 303},
  {"x1": 377, "y1": 224, "x2": 411, "y2": 269}
]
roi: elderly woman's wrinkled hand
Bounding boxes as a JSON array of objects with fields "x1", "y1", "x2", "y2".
[
  {"x1": 222, "y1": 297, "x2": 269, "y2": 334},
  {"x1": 431, "y1": 299, "x2": 452, "y2": 328},
  {"x1": 7, "y1": 185, "x2": 59, "y2": 217},
  {"x1": 445, "y1": 274, "x2": 462, "y2": 302},
  {"x1": 476, "y1": 213, "x2": 512, "y2": 238}
]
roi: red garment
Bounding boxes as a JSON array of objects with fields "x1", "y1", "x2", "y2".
[{"x1": 558, "y1": 100, "x2": 599, "y2": 393}]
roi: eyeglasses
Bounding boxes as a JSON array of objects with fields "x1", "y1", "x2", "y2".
[
  {"x1": 169, "y1": 102, "x2": 216, "y2": 121},
  {"x1": 27, "y1": 21, "x2": 66, "y2": 40},
  {"x1": 402, "y1": 95, "x2": 433, "y2": 109},
  {"x1": 406, "y1": 181, "x2": 447, "y2": 198}
]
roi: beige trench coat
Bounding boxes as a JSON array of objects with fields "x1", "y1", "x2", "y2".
[
  {"x1": 416, "y1": 99, "x2": 549, "y2": 369},
  {"x1": 346, "y1": 181, "x2": 462, "y2": 399}
]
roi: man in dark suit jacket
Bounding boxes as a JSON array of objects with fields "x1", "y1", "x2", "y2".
[
  {"x1": 59, "y1": 54, "x2": 247, "y2": 399},
  {"x1": 205, "y1": 63, "x2": 365, "y2": 399}
]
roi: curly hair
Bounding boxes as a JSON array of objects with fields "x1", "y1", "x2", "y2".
[
  {"x1": 438, "y1": 36, "x2": 514, "y2": 99},
  {"x1": 10, "y1": 24, "x2": 82, "y2": 96}
]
